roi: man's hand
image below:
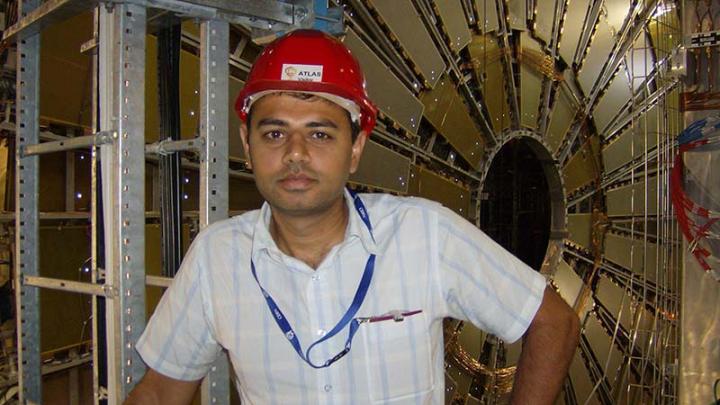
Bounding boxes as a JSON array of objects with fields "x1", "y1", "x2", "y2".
[
  {"x1": 509, "y1": 286, "x2": 581, "y2": 404},
  {"x1": 124, "y1": 368, "x2": 201, "y2": 405}
]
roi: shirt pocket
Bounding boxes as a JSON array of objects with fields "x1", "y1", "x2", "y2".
[{"x1": 359, "y1": 311, "x2": 434, "y2": 403}]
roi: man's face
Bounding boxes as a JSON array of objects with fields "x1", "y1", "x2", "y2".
[{"x1": 240, "y1": 93, "x2": 367, "y2": 218}]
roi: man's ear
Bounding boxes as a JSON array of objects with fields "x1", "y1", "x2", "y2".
[
  {"x1": 240, "y1": 124, "x2": 252, "y2": 170},
  {"x1": 349, "y1": 131, "x2": 368, "y2": 174}
]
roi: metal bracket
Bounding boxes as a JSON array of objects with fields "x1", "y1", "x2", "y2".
[
  {"x1": 145, "y1": 137, "x2": 204, "y2": 156},
  {"x1": 23, "y1": 275, "x2": 118, "y2": 298},
  {"x1": 20, "y1": 130, "x2": 115, "y2": 157}
]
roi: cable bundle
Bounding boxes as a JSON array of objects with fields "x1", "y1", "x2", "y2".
[{"x1": 670, "y1": 116, "x2": 720, "y2": 280}]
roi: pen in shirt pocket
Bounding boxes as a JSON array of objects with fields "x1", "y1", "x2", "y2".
[{"x1": 357, "y1": 309, "x2": 423, "y2": 324}]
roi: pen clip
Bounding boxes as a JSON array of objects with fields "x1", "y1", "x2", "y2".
[{"x1": 356, "y1": 309, "x2": 423, "y2": 324}]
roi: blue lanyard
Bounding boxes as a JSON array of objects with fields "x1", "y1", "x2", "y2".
[{"x1": 250, "y1": 191, "x2": 375, "y2": 369}]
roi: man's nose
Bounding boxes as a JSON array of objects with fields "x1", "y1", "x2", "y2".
[{"x1": 282, "y1": 133, "x2": 310, "y2": 165}]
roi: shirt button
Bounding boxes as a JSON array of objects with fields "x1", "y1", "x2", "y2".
[
  {"x1": 317, "y1": 329, "x2": 326, "y2": 336},
  {"x1": 311, "y1": 274, "x2": 320, "y2": 281},
  {"x1": 324, "y1": 384, "x2": 332, "y2": 392}
]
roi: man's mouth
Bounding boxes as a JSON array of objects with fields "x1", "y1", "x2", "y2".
[{"x1": 278, "y1": 174, "x2": 316, "y2": 190}]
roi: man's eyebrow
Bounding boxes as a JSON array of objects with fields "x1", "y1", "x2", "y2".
[
  {"x1": 306, "y1": 119, "x2": 339, "y2": 129},
  {"x1": 255, "y1": 118, "x2": 338, "y2": 129},
  {"x1": 256, "y1": 118, "x2": 288, "y2": 127}
]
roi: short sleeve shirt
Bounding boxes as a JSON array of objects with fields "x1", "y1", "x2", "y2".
[{"x1": 136, "y1": 191, "x2": 546, "y2": 404}]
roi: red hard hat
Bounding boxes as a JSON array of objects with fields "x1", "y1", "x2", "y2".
[{"x1": 235, "y1": 29, "x2": 377, "y2": 135}]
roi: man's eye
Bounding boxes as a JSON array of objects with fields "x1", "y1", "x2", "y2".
[
  {"x1": 263, "y1": 130, "x2": 284, "y2": 140},
  {"x1": 311, "y1": 132, "x2": 331, "y2": 140}
]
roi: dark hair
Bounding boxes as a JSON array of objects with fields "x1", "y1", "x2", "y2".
[{"x1": 245, "y1": 93, "x2": 362, "y2": 143}]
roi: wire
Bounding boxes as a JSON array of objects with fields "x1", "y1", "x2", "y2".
[{"x1": 670, "y1": 115, "x2": 720, "y2": 280}]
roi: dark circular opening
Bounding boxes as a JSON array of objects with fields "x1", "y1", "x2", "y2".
[{"x1": 480, "y1": 138, "x2": 552, "y2": 270}]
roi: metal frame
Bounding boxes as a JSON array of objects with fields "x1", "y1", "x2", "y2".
[
  {"x1": 198, "y1": 19, "x2": 231, "y2": 404},
  {"x1": 15, "y1": 0, "x2": 42, "y2": 401},
  {"x1": 98, "y1": 4, "x2": 148, "y2": 401},
  {"x1": 9, "y1": 0, "x2": 263, "y2": 402},
  {"x1": 3, "y1": 0, "x2": 314, "y2": 42},
  {"x1": 558, "y1": 1, "x2": 661, "y2": 164}
]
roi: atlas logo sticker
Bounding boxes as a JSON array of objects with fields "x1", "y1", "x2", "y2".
[{"x1": 282, "y1": 64, "x2": 323, "y2": 82}]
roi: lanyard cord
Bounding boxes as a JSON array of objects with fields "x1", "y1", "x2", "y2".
[{"x1": 250, "y1": 191, "x2": 375, "y2": 369}]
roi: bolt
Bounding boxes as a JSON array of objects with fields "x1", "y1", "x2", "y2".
[{"x1": 295, "y1": 7, "x2": 308, "y2": 22}]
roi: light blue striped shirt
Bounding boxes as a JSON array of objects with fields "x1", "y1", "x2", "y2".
[{"x1": 136, "y1": 191, "x2": 546, "y2": 404}]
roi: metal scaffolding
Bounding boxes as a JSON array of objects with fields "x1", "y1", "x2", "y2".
[{"x1": 7, "y1": 0, "x2": 320, "y2": 402}]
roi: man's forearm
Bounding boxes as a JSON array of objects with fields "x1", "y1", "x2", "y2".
[{"x1": 509, "y1": 288, "x2": 580, "y2": 404}]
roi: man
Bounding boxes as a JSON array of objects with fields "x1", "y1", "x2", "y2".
[{"x1": 126, "y1": 29, "x2": 579, "y2": 404}]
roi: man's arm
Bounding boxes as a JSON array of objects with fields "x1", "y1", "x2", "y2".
[
  {"x1": 124, "y1": 368, "x2": 201, "y2": 405},
  {"x1": 509, "y1": 286, "x2": 580, "y2": 404}
]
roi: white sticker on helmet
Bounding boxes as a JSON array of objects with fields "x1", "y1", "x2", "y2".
[{"x1": 281, "y1": 64, "x2": 323, "y2": 82}]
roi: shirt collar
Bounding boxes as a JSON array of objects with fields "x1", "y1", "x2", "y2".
[
  {"x1": 251, "y1": 188, "x2": 378, "y2": 262},
  {"x1": 343, "y1": 188, "x2": 378, "y2": 255}
]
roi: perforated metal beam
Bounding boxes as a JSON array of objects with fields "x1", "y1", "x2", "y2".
[
  {"x1": 99, "y1": 4, "x2": 148, "y2": 401},
  {"x1": 198, "y1": 19, "x2": 231, "y2": 405},
  {"x1": 15, "y1": 0, "x2": 42, "y2": 401}
]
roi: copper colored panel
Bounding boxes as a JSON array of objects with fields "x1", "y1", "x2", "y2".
[
  {"x1": 445, "y1": 363, "x2": 474, "y2": 398},
  {"x1": 228, "y1": 178, "x2": 265, "y2": 212},
  {"x1": 40, "y1": 12, "x2": 93, "y2": 127},
  {"x1": 625, "y1": 32, "x2": 656, "y2": 90},
  {"x1": 606, "y1": 176, "x2": 659, "y2": 217},
  {"x1": 637, "y1": 103, "x2": 660, "y2": 144},
  {"x1": 351, "y1": 141, "x2": 411, "y2": 193},
  {"x1": 562, "y1": 137, "x2": 601, "y2": 194},
  {"x1": 558, "y1": 0, "x2": 590, "y2": 64},
  {"x1": 603, "y1": 0, "x2": 632, "y2": 31},
  {"x1": 519, "y1": 33, "x2": 543, "y2": 130},
  {"x1": 533, "y1": 0, "x2": 556, "y2": 44},
  {"x1": 38, "y1": 154, "x2": 67, "y2": 212},
  {"x1": 457, "y1": 325, "x2": 486, "y2": 360},
  {"x1": 474, "y1": 0, "x2": 499, "y2": 33},
  {"x1": 592, "y1": 69, "x2": 632, "y2": 134},
  {"x1": 228, "y1": 78, "x2": 247, "y2": 159},
  {"x1": 647, "y1": 7, "x2": 681, "y2": 61},
  {"x1": 468, "y1": 35, "x2": 511, "y2": 133},
  {"x1": 604, "y1": 233, "x2": 659, "y2": 284},
  {"x1": 578, "y1": 20, "x2": 615, "y2": 96},
  {"x1": 585, "y1": 313, "x2": 624, "y2": 383},
  {"x1": 595, "y1": 276, "x2": 633, "y2": 328},
  {"x1": 407, "y1": 166, "x2": 471, "y2": 217},
  {"x1": 420, "y1": 76, "x2": 485, "y2": 169},
  {"x1": 343, "y1": 29, "x2": 424, "y2": 134},
  {"x1": 520, "y1": 64, "x2": 542, "y2": 129},
  {"x1": 667, "y1": 88, "x2": 681, "y2": 134},
  {"x1": 554, "y1": 259, "x2": 584, "y2": 307},
  {"x1": 569, "y1": 351, "x2": 602, "y2": 405},
  {"x1": 506, "y1": 0, "x2": 527, "y2": 30},
  {"x1": 39, "y1": 227, "x2": 91, "y2": 351},
  {"x1": 601, "y1": 126, "x2": 633, "y2": 173},
  {"x1": 369, "y1": 0, "x2": 446, "y2": 88},
  {"x1": 505, "y1": 339, "x2": 522, "y2": 364},
  {"x1": 601, "y1": 104, "x2": 661, "y2": 173},
  {"x1": 434, "y1": 0, "x2": 472, "y2": 52},
  {"x1": 595, "y1": 275, "x2": 655, "y2": 353},
  {"x1": 547, "y1": 86, "x2": 576, "y2": 153},
  {"x1": 567, "y1": 213, "x2": 592, "y2": 250}
]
